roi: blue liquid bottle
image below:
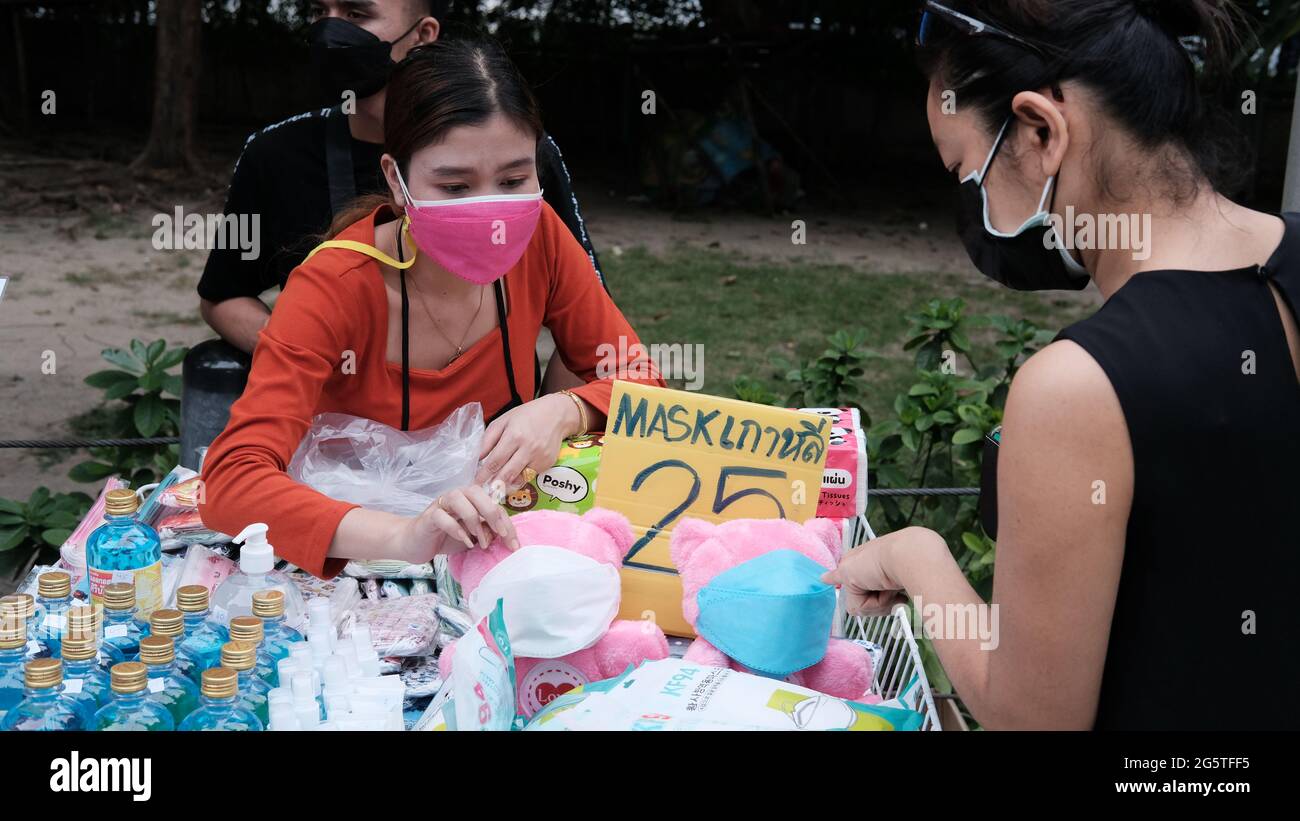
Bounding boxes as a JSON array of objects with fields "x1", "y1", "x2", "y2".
[
  {"x1": 1, "y1": 594, "x2": 48, "y2": 662},
  {"x1": 34, "y1": 571, "x2": 73, "y2": 657},
  {"x1": 92, "y1": 661, "x2": 175, "y2": 731},
  {"x1": 57, "y1": 631, "x2": 115, "y2": 720},
  {"x1": 253, "y1": 589, "x2": 302, "y2": 652},
  {"x1": 0, "y1": 612, "x2": 29, "y2": 723},
  {"x1": 221, "y1": 641, "x2": 270, "y2": 726},
  {"x1": 100, "y1": 582, "x2": 144, "y2": 661},
  {"x1": 86, "y1": 489, "x2": 164, "y2": 620},
  {"x1": 228, "y1": 616, "x2": 281, "y2": 687},
  {"x1": 175, "y1": 585, "x2": 229, "y2": 682},
  {"x1": 138, "y1": 635, "x2": 199, "y2": 724},
  {"x1": 178, "y1": 667, "x2": 264, "y2": 731},
  {"x1": 62, "y1": 605, "x2": 125, "y2": 673},
  {"x1": 0, "y1": 659, "x2": 87, "y2": 731}
]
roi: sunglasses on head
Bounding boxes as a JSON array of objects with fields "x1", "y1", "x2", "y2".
[{"x1": 917, "y1": 1, "x2": 1047, "y2": 58}]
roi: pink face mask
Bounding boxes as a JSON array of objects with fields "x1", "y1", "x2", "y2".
[{"x1": 395, "y1": 165, "x2": 543, "y2": 285}]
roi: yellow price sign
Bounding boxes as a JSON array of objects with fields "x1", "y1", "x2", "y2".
[{"x1": 595, "y1": 382, "x2": 831, "y2": 637}]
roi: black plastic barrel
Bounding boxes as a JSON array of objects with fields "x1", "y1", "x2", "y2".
[{"x1": 180, "y1": 340, "x2": 251, "y2": 471}]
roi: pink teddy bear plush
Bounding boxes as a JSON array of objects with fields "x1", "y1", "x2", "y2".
[
  {"x1": 441, "y1": 508, "x2": 669, "y2": 718},
  {"x1": 669, "y1": 516, "x2": 874, "y2": 701}
]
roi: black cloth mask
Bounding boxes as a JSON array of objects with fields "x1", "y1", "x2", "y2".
[
  {"x1": 953, "y1": 118, "x2": 1091, "y2": 292},
  {"x1": 308, "y1": 18, "x2": 419, "y2": 101}
]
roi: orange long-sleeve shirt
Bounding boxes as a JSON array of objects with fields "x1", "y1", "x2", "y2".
[{"x1": 198, "y1": 203, "x2": 664, "y2": 578}]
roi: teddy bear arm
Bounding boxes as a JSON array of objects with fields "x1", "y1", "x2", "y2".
[
  {"x1": 592, "y1": 620, "x2": 670, "y2": 678},
  {"x1": 798, "y1": 640, "x2": 874, "y2": 701}
]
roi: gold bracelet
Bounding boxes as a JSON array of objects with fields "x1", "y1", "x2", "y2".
[{"x1": 559, "y1": 390, "x2": 589, "y2": 436}]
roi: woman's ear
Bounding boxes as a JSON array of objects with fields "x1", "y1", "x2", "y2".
[
  {"x1": 380, "y1": 154, "x2": 406, "y2": 211},
  {"x1": 1010, "y1": 89, "x2": 1070, "y2": 181}
]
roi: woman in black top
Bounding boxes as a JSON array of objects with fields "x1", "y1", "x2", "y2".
[{"x1": 827, "y1": 0, "x2": 1299, "y2": 729}]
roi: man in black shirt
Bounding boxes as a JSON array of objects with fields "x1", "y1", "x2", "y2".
[{"x1": 198, "y1": 0, "x2": 602, "y2": 392}]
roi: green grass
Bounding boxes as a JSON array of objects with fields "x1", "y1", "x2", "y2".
[{"x1": 606, "y1": 247, "x2": 1094, "y2": 425}]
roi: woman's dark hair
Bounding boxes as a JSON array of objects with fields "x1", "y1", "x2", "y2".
[
  {"x1": 917, "y1": 0, "x2": 1249, "y2": 201},
  {"x1": 327, "y1": 36, "x2": 544, "y2": 237}
]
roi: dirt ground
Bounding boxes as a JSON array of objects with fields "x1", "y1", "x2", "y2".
[{"x1": 0, "y1": 141, "x2": 1091, "y2": 501}]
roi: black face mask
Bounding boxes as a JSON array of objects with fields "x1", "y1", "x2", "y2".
[
  {"x1": 953, "y1": 118, "x2": 1091, "y2": 292},
  {"x1": 308, "y1": 18, "x2": 419, "y2": 101}
]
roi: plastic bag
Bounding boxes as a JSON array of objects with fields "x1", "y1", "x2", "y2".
[
  {"x1": 525, "y1": 659, "x2": 925, "y2": 732},
  {"x1": 287, "y1": 404, "x2": 485, "y2": 518},
  {"x1": 344, "y1": 593, "x2": 442, "y2": 658}
]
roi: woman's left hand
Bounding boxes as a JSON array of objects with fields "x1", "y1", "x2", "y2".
[{"x1": 475, "y1": 393, "x2": 581, "y2": 491}]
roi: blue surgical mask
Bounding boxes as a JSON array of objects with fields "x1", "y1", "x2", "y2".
[{"x1": 696, "y1": 549, "x2": 837, "y2": 678}]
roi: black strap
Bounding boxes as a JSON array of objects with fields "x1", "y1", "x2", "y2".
[
  {"x1": 325, "y1": 105, "x2": 357, "y2": 217},
  {"x1": 399, "y1": 252, "x2": 523, "y2": 428},
  {"x1": 399, "y1": 264, "x2": 411, "y2": 432},
  {"x1": 492, "y1": 278, "x2": 525, "y2": 422}
]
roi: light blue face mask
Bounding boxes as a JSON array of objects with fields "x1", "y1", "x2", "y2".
[{"x1": 696, "y1": 549, "x2": 837, "y2": 678}]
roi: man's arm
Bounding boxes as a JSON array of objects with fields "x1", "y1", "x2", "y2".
[
  {"x1": 199, "y1": 296, "x2": 270, "y2": 355},
  {"x1": 197, "y1": 131, "x2": 278, "y2": 353}
]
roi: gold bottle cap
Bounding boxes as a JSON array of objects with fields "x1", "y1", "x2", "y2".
[
  {"x1": 175, "y1": 585, "x2": 210, "y2": 613},
  {"x1": 138, "y1": 635, "x2": 175, "y2": 665},
  {"x1": 228, "y1": 616, "x2": 264, "y2": 645},
  {"x1": 25, "y1": 658, "x2": 62, "y2": 689},
  {"x1": 201, "y1": 667, "x2": 239, "y2": 699},
  {"x1": 251, "y1": 589, "x2": 285, "y2": 618},
  {"x1": 0, "y1": 593, "x2": 36, "y2": 620},
  {"x1": 103, "y1": 582, "x2": 136, "y2": 611},
  {"x1": 38, "y1": 571, "x2": 71, "y2": 599},
  {"x1": 0, "y1": 614, "x2": 26, "y2": 649},
  {"x1": 104, "y1": 488, "x2": 140, "y2": 516},
  {"x1": 149, "y1": 609, "x2": 185, "y2": 638},
  {"x1": 110, "y1": 661, "x2": 148, "y2": 693},
  {"x1": 66, "y1": 605, "x2": 101, "y2": 640},
  {"x1": 220, "y1": 640, "x2": 256, "y2": 671},
  {"x1": 59, "y1": 636, "x2": 98, "y2": 662}
]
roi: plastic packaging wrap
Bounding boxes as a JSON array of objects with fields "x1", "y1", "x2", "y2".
[
  {"x1": 434, "y1": 597, "x2": 475, "y2": 649},
  {"x1": 58, "y1": 476, "x2": 129, "y2": 599},
  {"x1": 343, "y1": 560, "x2": 435, "y2": 579},
  {"x1": 287, "y1": 404, "x2": 485, "y2": 518},
  {"x1": 344, "y1": 593, "x2": 442, "y2": 658},
  {"x1": 171, "y1": 545, "x2": 238, "y2": 606}
]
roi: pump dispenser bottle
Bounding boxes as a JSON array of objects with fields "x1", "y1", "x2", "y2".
[{"x1": 211, "y1": 524, "x2": 305, "y2": 627}]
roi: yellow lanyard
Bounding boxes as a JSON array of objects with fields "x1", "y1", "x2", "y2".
[{"x1": 304, "y1": 217, "x2": 418, "y2": 269}]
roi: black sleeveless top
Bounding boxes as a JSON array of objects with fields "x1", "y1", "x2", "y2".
[{"x1": 1056, "y1": 213, "x2": 1300, "y2": 730}]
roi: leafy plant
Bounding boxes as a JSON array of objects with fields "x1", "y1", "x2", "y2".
[
  {"x1": 775, "y1": 329, "x2": 872, "y2": 412},
  {"x1": 0, "y1": 487, "x2": 93, "y2": 554},
  {"x1": 70, "y1": 339, "x2": 187, "y2": 488},
  {"x1": 731, "y1": 375, "x2": 779, "y2": 406}
]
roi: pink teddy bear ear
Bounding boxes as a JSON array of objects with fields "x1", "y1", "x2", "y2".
[
  {"x1": 802, "y1": 517, "x2": 845, "y2": 566},
  {"x1": 669, "y1": 517, "x2": 716, "y2": 570},
  {"x1": 580, "y1": 508, "x2": 635, "y2": 562}
]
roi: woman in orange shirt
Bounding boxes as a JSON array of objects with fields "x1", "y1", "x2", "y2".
[{"x1": 199, "y1": 38, "x2": 663, "y2": 578}]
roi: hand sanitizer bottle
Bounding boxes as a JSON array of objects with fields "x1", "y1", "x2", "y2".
[
  {"x1": 148, "y1": 609, "x2": 200, "y2": 683},
  {"x1": 174, "y1": 586, "x2": 229, "y2": 680},
  {"x1": 0, "y1": 659, "x2": 87, "y2": 731},
  {"x1": 86, "y1": 489, "x2": 164, "y2": 619},
  {"x1": 228, "y1": 617, "x2": 281, "y2": 687},
  {"x1": 221, "y1": 641, "x2": 271, "y2": 726},
  {"x1": 179, "y1": 667, "x2": 263, "y2": 731},
  {"x1": 212, "y1": 524, "x2": 305, "y2": 627},
  {"x1": 0, "y1": 612, "x2": 29, "y2": 724},
  {"x1": 92, "y1": 661, "x2": 175, "y2": 731},
  {"x1": 34, "y1": 572, "x2": 73, "y2": 657},
  {"x1": 1, "y1": 595, "x2": 48, "y2": 662},
  {"x1": 56, "y1": 631, "x2": 115, "y2": 720},
  {"x1": 138, "y1": 635, "x2": 199, "y2": 724},
  {"x1": 100, "y1": 582, "x2": 144, "y2": 661},
  {"x1": 253, "y1": 589, "x2": 303, "y2": 654}
]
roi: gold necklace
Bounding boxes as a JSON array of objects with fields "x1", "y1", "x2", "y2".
[{"x1": 407, "y1": 276, "x2": 486, "y2": 365}]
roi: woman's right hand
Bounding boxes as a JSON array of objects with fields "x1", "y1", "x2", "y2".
[{"x1": 396, "y1": 484, "x2": 521, "y2": 562}]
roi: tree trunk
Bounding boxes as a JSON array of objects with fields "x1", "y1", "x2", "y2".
[{"x1": 132, "y1": 0, "x2": 201, "y2": 171}]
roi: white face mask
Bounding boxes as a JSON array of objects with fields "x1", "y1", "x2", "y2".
[{"x1": 466, "y1": 545, "x2": 621, "y2": 659}]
